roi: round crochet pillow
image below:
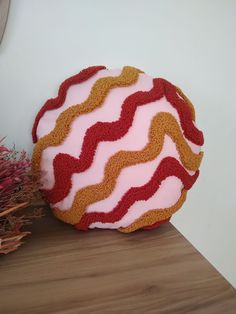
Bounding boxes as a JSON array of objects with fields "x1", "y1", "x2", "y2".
[{"x1": 32, "y1": 66, "x2": 204, "y2": 232}]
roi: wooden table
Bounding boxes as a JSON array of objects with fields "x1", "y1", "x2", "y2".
[{"x1": 0, "y1": 211, "x2": 236, "y2": 314}]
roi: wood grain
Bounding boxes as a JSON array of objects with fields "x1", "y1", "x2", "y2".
[{"x1": 0, "y1": 210, "x2": 235, "y2": 314}]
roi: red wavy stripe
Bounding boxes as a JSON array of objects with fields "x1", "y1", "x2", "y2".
[
  {"x1": 43, "y1": 78, "x2": 164, "y2": 203},
  {"x1": 43, "y1": 78, "x2": 203, "y2": 204},
  {"x1": 74, "y1": 157, "x2": 199, "y2": 231},
  {"x1": 32, "y1": 66, "x2": 106, "y2": 143},
  {"x1": 162, "y1": 79, "x2": 204, "y2": 146},
  {"x1": 142, "y1": 218, "x2": 170, "y2": 230}
]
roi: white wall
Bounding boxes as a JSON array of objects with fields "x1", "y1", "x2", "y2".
[{"x1": 0, "y1": 0, "x2": 235, "y2": 287}]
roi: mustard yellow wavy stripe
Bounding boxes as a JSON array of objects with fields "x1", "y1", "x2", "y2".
[
  {"x1": 32, "y1": 66, "x2": 142, "y2": 173},
  {"x1": 53, "y1": 113, "x2": 203, "y2": 225},
  {"x1": 118, "y1": 190, "x2": 187, "y2": 233},
  {"x1": 176, "y1": 87, "x2": 196, "y2": 121}
]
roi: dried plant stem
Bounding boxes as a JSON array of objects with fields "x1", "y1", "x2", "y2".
[
  {"x1": 0, "y1": 202, "x2": 28, "y2": 218},
  {"x1": 0, "y1": 231, "x2": 31, "y2": 254},
  {"x1": 0, "y1": 139, "x2": 43, "y2": 254}
]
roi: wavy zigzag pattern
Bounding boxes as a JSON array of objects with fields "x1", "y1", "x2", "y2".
[
  {"x1": 32, "y1": 66, "x2": 106, "y2": 143},
  {"x1": 32, "y1": 66, "x2": 204, "y2": 231},
  {"x1": 119, "y1": 190, "x2": 187, "y2": 233},
  {"x1": 32, "y1": 66, "x2": 141, "y2": 174},
  {"x1": 43, "y1": 78, "x2": 203, "y2": 204},
  {"x1": 52, "y1": 113, "x2": 203, "y2": 225},
  {"x1": 43, "y1": 78, "x2": 163, "y2": 203},
  {"x1": 163, "y1": 79, "x2": 203, "y2": 145},
  {"x1": 75, "y1": 157, "x2": 198, "y2": 230}
]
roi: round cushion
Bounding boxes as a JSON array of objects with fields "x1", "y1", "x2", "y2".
[{"x1": 32, "y1": 65, "x2": 204, "y2": 233}]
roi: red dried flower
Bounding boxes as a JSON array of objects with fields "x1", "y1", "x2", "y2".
[{"x1": 0, "y1": 138, "x2": 43, "y2": 254}]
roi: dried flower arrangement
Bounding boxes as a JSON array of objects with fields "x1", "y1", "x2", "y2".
[{"x1": 0, "y1": 138, "x2": 43, "y2": 254}]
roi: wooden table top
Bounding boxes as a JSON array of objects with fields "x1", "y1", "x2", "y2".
[{"x1": 0, "y1": 211, "x2": 236, "y2": 314}]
